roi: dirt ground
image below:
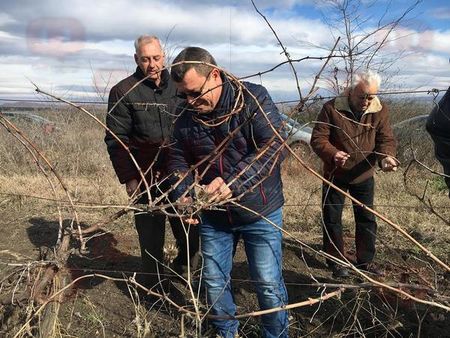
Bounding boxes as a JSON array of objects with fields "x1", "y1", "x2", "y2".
[
  {"x1": 1, "y1": 101, "x2": 449, "y2": 337},
  {"x1": 1, "y1": 166, "x2": 449, "y2": 337}
]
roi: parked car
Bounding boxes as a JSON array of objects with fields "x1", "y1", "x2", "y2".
[
  {"x1": 393, "y1": 114, "x2": 428, "y2": 130},
  {"x1": 281, "y1": 113, "x2": 313, "y2": 147},
  {"x1": 0, "y1": 111, "x2": 58, "y2": 133},
  {"x1": 282, "y1": 113, "x2": 430, "y2": 147}
]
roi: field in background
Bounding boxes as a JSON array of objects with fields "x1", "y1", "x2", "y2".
[{"x1": 0, "y1": 100, "x2": 448, "y2": 337}]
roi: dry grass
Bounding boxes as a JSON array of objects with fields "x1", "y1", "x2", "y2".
[
  {"x1": 0, "y1": 101, "x2": 449, "y2": 337},
  {"x1": 282, "y1": 163, "x2": 449, "y2": 250}
]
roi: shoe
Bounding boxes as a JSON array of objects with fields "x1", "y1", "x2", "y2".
[
  {"x1": 357, "y1": 263, "x2": 385, "y2": 276},
  {"x1": 330, "y1": 265, "x2": 350, "y2": 278}
]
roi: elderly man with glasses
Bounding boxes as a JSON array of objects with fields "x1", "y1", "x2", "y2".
[{"x1": 311, "y1": 70, "x2": 398, "y2": 278}]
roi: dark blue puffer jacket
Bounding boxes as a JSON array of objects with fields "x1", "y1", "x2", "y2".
[
  {"x1": 426, "y1": 86, "x2": 450, "y2": 195},
  {"x1": 167, "y1": 75, "x2": 286, "y2": 226}
]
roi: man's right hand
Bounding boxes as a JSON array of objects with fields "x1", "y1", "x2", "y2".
[
  {"x1": 204, "y1": 177, "x2": 232, "y2": 203},
  {"x1": 381, "y1": 156, "x2": 398, "y2": 172},
  {"x1": 333, "y1": 151, "x2": 350, "y2": 167},
  {"x1": 125, "y1": 179, "x2": 139, "y2": 197}
]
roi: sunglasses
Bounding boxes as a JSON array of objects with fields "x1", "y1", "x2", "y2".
[{"x1": 176, "y1": 71, "x2": 212, "y2": 100}]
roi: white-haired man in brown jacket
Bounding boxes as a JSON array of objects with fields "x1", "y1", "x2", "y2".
[{"x1": 311, "y1": 70, "x2": 397, "y2": 278}]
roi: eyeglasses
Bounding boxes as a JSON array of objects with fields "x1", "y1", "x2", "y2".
[
  {"x1": 357, "y1": 94, "x2": 375, "y2": 101},
  {"x1": 176, "y1": 72, "x2": 212, "y2": 100}
]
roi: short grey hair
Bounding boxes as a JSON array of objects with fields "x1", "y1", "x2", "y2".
[
  {"x1": 350, "y1": 70, "x2": 381, "y2": 90},
  {"x1": 134, "y1": 35, "x2": 161, "y2": 53}
]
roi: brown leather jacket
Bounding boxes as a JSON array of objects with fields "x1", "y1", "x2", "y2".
[{"x1": 311, "y1": 95, "x2": 397, "y2": 184}]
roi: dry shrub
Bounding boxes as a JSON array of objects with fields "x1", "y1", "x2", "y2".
[
  {"x1": 0, "y1": 98, "x2": 449, "y2": 337},
  {"x1": 0, "y1": 107, "x2": 111, "y2": 178}
]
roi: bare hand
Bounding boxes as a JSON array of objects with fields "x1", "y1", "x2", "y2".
[
  {"x1": 333, "y1": 151, "x2": 350, "y2": 167},
  {"x1": 381, "y1": 156, "x2": 398, "y2": 172},
  {"x1": 125, "y1": 179, "x2": 139, "y2": 197},
  {"x1": 204, "y1": 177, "x2": 232, "y2": 203}
]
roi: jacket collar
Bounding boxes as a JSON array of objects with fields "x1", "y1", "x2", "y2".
[
  {"x1": 189, "y1": 72, "x2": 235, "y2": 120},
  {"x1": 134, "y1": 66, "x2": 170, "y2": 90},
  {"x1": 334, "y1": 94, "x2": 382, "y2": 114},
  {"x1": 214, "y1": 72, "x2": 235, "y2": 114}
]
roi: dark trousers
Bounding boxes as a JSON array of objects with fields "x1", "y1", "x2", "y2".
[
  {"x1": 135, "y1": 187, "x2": 200, "y2": 288},
  {"x1": 322, "y1": 177, "x2": 377, "y2": 266}
]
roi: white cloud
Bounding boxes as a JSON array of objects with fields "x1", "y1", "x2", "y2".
[
  {"x1": 395, "y1": 53, "x2": 449, "y2": 89},
  {"x1": 378, "y1": 27, "x2": 450, "y2": 55},
  {"x1": 2, "y1": 0, "x2": 328, "y2": 46},
  {"x1": 427, "y1": 7, "x2": 450, "y2": 20},
  {"x1": 0, "y1": 13, "x2": 16, "y2": 27},
  {"x1": 0, "y1": 30, "x2": 20, "y2": 40},
  {"x1": 0, "y1": 0, "x2": 448, "y2": 101}
]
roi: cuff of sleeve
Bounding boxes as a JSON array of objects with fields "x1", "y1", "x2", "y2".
[
  {"x1": 229, "y1": 180, "x2": 244, "y2": 198},
  {"x1": 325, "y1": 150, "x2": 338, "y2": 165},
  {"x1": 117, "y1": 172, "x2": 139, "y2": 185}
]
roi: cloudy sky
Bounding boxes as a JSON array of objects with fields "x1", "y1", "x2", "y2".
[{"x1": 0, "y1": 0, "x2": 448, "y2": 104}]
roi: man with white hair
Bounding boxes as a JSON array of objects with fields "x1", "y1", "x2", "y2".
[
  {"x1": 311, "y1": 70, "x2": 397, "y2": 278},
  {"x1": 105, "y1": 35, "x2": 199, "y2": 291}
]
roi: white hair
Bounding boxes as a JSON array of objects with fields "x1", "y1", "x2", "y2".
[
  {"x1": 134, "y1": 35, "x2": 161, "y2": 53},
  {"x1": 350, "y1": 70, "x2": 381, "y2": 90}
]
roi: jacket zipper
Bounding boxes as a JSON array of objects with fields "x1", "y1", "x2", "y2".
[
  {"x1": 153, "y1": 90, "x2": 165, "y2": 139},
  {"x1": 218, "y1": 153, "x2": 224, "y2": 175},
  {"x1": 215, "y1": 131, "x2": 233, "y2": 224},
  {"x1": 355, "y1": 111, "x2": 375, "y2": 145},
  {"x1": 259, "y1": 185, "x2": 267, "y2": 205}
]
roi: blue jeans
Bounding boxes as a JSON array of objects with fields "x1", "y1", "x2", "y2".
[{"x1": 200, "y1": 207, "x2": 288, "y2": 338}]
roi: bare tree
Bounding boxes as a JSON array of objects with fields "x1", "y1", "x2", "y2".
[{"x1": 317, "y1": 0, "x2": 421, "y2": 93}]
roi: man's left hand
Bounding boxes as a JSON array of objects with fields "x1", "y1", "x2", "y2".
[
  {"x1": 381, "y1": 156, "x2": 398, "y2": 172},
  {"x1": 178, "y1": 196, "x2": 199, "y2": 225},
  {"x1": 204, "y1": 177, "x2": 232, "y2": 203}
]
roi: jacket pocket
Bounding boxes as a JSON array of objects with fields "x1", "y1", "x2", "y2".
[{"x1": 132, "y1": 104, "x2": 166, "y2": 143}]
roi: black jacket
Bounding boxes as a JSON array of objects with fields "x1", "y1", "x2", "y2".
[
  {"x1": 426, "y1": 86, "x2": 450, "y2": 194},
  {"x1": 167, "y1": 75, "x2": 286, "y2": 225},
  {"x1": 105, "y1": 67, "x2": 178, "y2": 184}
]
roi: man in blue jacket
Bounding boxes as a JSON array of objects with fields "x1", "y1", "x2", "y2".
[
  {"x1": 168, "y1": 47, "x2": 289, "y2": 338},
  {"x1": 426, "y1": 87, "x2": 450, "y2": 197}
]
